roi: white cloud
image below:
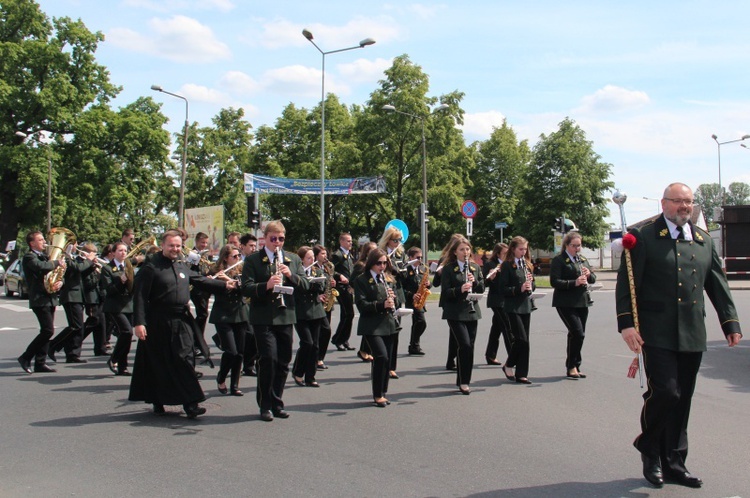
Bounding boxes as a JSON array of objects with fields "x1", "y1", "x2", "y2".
[
  {"x1": 180, "y1": 84, "x2": 230, "y2": 105},
  {"x1": 337, "y1": 57, "x2": 393, "y2": 83},
  {"x1": 219, "y1": 71, "x2": 262, "y2": 95},
  {"x1": 108, "y1": 15, "x2": 231, "y2": 63},
  {"x1": 461, "y1": 110, "x2": 508, "y2": 138},
  {"x1": 261, "y1": 65, "x2": 328, "y2": 98},
  {"x1": 255, "y1": 16, "x2": 400, "y2": 50},
  {"x1": 122, "y1": 0, "x2": 235, "y2": 13},
  {"x1": 576, "y1": 85, "x2": 650, "y2": 113}
]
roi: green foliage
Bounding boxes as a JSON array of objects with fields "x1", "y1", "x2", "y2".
[{"x1": 515, "y1": 118, "x2": 613, "y2": 251}]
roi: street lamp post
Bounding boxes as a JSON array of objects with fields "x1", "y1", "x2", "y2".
[
  {"x1": 711, "y1": 133, "x2": 750, "y2": 206},
  {"x1": 642, "y1": 196, "x2": 660, "y2": 215},
  {"x1": 382, "y1": 104, "x2": 450, "y2": 258},
  {"x1": 15, "y1": 131, "x2": 52, "y2": 231},
  {"x1": 151, "y1": 85, "x2": 189, "y2": 228},
  {"x1": 302, "y1": 29, "x2": 375, "y2": 245}
]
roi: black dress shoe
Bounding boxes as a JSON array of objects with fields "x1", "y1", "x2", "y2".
[
  {"x1": 446, "y1": 363, "x2": 457, "y2": 371},
  {"x1": 107, "y1": 358, "x2": 118, "y2": 374},
  {"x1": 243, "y1": 368, "x2": 257, "y2": 377},
  {"x1": 34, "y1": 364, "x2": 56, "y2": 373},
  {"x1": 316, "y1": 362, "x2": 328, "y2": 370},
  {"x1": 272, "y1": 409, "x2": 290, "y2": 419},
  {"x1": 230, "y1": 387, "x2": 244, "y2": 396},
  {"x1": 153, "y1": 403, "x2": 166, "y2": 415},
  {"x1": 47, "y1": 350, "x2": 57, "y2": 363},
  {"x1": 115, "y1": 369, "x2": 132, "y2": 376},
  {"x1": 343, "y1": 343, "x2": 355, "y2": 351},
  {"x1": 18, "y1": 356, "x2": 32, "y2": 374},
  {"x1": 93, "y1": 350, "x2": 109, "y2": 357},
  {"x1": 217, "y1": 382, "x2": 228, "y2": 394},
  {"x1": 389, "y1": 371, "x2": 399, "y2": 379},
  {"x1": 66, "y1": 356, "x2": 88, "y2": 364},
  {"x1": 305, "y1": 381, "x2": 320, "y2": 388},
  {"x1": 664, "y1": 471, "x2": 702, "y2": 488},
  {"x1": 459, "y1": 385, "x2": 471, "y2": 395},
  {"x1": 486, "y1": 357, "x2": 502, "y2": 365},
  {"x1": 293, "y1": 376, "x2": 305, "y2": 387},
  {"x1": 641, "y1": 454, "x2": 664, "y2": 488},
  {"x1": 373, "y1": 400, "x2": 387, "y2": 408},
  {"x1": 515, "y1": 377, "x2": 532, "y2": 384},
  {"x1": 566, "y1": 370, "x2": 581, "y2": 379},
  {"x1": 333, "y1": 343, "x2": 346, "y2": 352},
  {"x1": 260, "y1": 410, "x2": 273, "y2": 422},
  {"x1": 577, "y1": 372, "x2": 587, "y2": 379},
  {"x1": 502, "y1": 366, "x2": 516, "y2": 381},
  {"x1": 183, "y1": 403, "x2": 206, "y2": 419},
  {"x1": 357, "y1": 350, "x2": 373, "y2": 362},
  {"x1": 408, "y1": 347, "x2": 426, "y2": 356}
]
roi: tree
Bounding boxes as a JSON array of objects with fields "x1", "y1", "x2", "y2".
[
  {"x1": 516, "y1": 118, "x2": 613, "y2": 251},
  {"x1": 467, "y1": 121, "x2": 531, "y2": 249},
  {"x1": 726, "y1": 181, "x2": 750, "y2": 206},
  {"x1": 1, "y1": 0, "x2": 119, "y2": 250},
  {"x1": 694, "y1": 183, "x2": 722, "y2": 225}
]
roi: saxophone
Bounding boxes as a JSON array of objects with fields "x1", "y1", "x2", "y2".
[
  {"x1": 411, "y1": 265, "x2": 431, "y2": 310},
  {"x1": 322, "y1": 259, "x2": 339, "y2": 313}
]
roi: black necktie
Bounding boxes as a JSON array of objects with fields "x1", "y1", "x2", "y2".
[
  {"x1": 119, "y1": 264, "x2": 124, "y2": 271},
  {"x1": 676, "y1": 226, "x2": 685, "y2": 240}
]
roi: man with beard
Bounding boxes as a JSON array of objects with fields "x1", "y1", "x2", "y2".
[
  {"x1": 129, "y1": 230, "x2": 236, "y2": 418},
  {"x1": 617, "y1": 182, "x2": 742, "y2": 489}
]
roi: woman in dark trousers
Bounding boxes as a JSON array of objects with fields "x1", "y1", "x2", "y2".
[
  {"x1": 292, "y1": 246, "x2": 326, "y2": 387},
  {"x1": 209, "y1": 244, "x2": 247, "y2": 396},
  {"x1": 550, "y1": 232, "x2": 596, "y2": 379},
  {"x1": 483, "y1": 242, "x2": 510, "y2": 366},
  {"x1": 351, "y1": 241, "x2": 377, "y2": 362},
  {"x1": 353, "y1": 249, "x2": 400, "y2": 407},
  {"x1": 499, "y1": 236, "x2": 536, "y2": 384},
  {"x1": 313, "y1": 245, "x2": 334, "y2": 371},
  {"x1": 440, "y1": 235, "x2": 484, "y2": 395},
  {"x1": 378, "y1": 227, "x2": 407, "y2": 379},
  {"x1": 100, "y1": 241, "x2": 134, "y2": 376},
  {"x1": 431, "y1": 233, "x2": 464, "y2": 371}
]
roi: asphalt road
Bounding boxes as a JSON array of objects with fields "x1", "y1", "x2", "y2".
[{"x1": 1, "y1": 288, "x2": 748, "y2": 497}]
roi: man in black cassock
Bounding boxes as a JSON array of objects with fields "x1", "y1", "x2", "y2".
[{"x1": 128, "y1": 230, "x2": 236, "y2": 418}]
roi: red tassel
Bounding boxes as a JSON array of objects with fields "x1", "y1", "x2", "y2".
[{"x1": 627, "y1": 356, "x2": 639, "y2": 378}]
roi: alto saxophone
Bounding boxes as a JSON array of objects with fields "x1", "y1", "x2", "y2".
[
  {"x1": 322, "y1": 259, "x2": 339, "y2": 313},
  {"x1": 411, "y1": 265, "x2": 431, "y2": 310}
]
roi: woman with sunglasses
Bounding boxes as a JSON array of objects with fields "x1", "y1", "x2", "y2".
[
  {"x1": 353, "y1": 249, "x2": 401, "y2": 407},
  {"x1": 292, "y1": 246, "x2": 326, "y2": 388},
  {"x1": 351, "y1": 242, "x2": 378, "y2": 362},
  {"x1": 377, "y1": 227, "x2": 407, "y2": 379},
  {"x1": 440, "y1": 235, "x2": 484, "y2": 395},
  {"x1": 209, "y1": 244, "x2": 248, "y2": 396}
]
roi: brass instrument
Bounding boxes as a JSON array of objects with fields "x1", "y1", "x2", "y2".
[
  {"x1": 125, "y1": 235, "x2": 156, "y2": 264},
  {"x1": 411, "y1": 264, "x2": 431, "y2": 310},
  {"x1": 123, "y1": 259, "x2": 135, "y2": 293},
  {"x1": 322, "y1": 259, "x2": 339, "y2": 313},
  {"x1": 464, "y1": 254, "x2": 476, "y2": 313},
  {"x1": 44, "y1": 227, "x2": 76, "y2": 294}
]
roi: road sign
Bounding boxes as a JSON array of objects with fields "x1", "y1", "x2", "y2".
[
  {"x1": 466, "y1": 218, "x2": 473, "y2": 237},
  {"x1": 495, "y1": 222, "x2": 508, "y2": 229},
  {"x1": 461, "y1": 200, "x2": 477, "y2": 219}
]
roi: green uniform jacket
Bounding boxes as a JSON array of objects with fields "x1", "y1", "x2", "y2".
[
  {"x1": 295, "y1": 266, "x2": 327, "y2": 321},
  {"x1": 499, "y1": 260, "x2": 536, "y2": 314},
  {"x1": 60, "y1": 257, "x2": 95, "y2": 305},
  {"x1": 550, "y1": 252, "x2": 596, "y2": 308},
  {"x1": 22, "y1": 251, "x2": 61, "y2": 308},
  {"x1": 354, "y1": 272, "x2": 400, "y2": 336},
  {"x1": 440, "y1": 260, "x2": 484, "y2": 321},
  {"x1": 241, "y1": 249, "x2": 309, "y2": 326},
  {"x1": 402, "y1": 263, "x2": 429, "y2": 311},
  {"x1": 331, "y1": 248, "x2": 353, "y2": 288},
  {"x1": 616, "y1": 215, "x2": 741, "y2": 352},
  {"x1": 99, "y1": 260, "x2": 133, "y2": 314},
  {"x1": 209, "y1": 286, "x2": 249, "y2": 324},
  {"x1": 81, "y1": 264, "x2": 102, "y2": 305},
  {"x1": 483, "y1": 259, "x2": 504, "y2": 309}
]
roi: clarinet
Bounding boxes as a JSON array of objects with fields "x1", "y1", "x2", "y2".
[
  {"x1": 464, "y1": 254, "x2": 476, "y2": 313},
  {"x1": 519, "y1": 258, "x2": 533, "y2": 297},
  {"x1": 381, "y1": 275, "x2": 395, "y2": 316}
]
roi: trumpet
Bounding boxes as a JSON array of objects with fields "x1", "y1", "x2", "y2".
[{"x1": 74, "y1": 247, "x2": 109, "y2": 267}]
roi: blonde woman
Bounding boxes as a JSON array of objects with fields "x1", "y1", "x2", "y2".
[{"x1": 377, "y1": 227, "x2": 407, "y2": 379}]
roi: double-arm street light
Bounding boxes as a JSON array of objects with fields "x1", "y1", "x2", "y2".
[
  {"x1": 15, "y1": 131, "x2": 52, "y2": 232},
  {"x1": 151, "y1": 85, "x2": 189, "y2": 228},
  {"x1": 382, "y1": 103, "x2": 450, "y2": 258},
  {"x1": 711, "y1": 133, "x2": 750, "y2": 206},
  {"x1": 302, "y1": 29, "x2": 375, "y2": 245}
]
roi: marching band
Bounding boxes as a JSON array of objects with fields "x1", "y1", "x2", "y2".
[{"x1": 14, "y1": 222, "x2": 597, "y2": 420}]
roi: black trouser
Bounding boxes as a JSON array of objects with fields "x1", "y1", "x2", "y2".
[
  {"x1": 23, "y1": 306, "x2": 56, "y2": 366},
  {"x1": 331, "y1": 288, "x2": 354, "y2": 346},
  {"x1": 293, "y1": 318, "x2": 323, "y2": 382},
  {"x1": 506, "y1": 313, "x2": 531, "y2": 379},
  {"x1": 634, "y1": 345, "x2": 702, "y2": 475},
  {"x1": 82, "y1": 303, "x2": 107, "y2": 355},
  {"x1": 318, "y1": 312, "x2": 332, "y2": 362},
  {"x1": 446, "y1": 328, "x2": 458, "y2": 368},
  {"x1": 243, "y1": 324, "x2": 258, "y2": 373},
  {"x1": 409, "y1": 309, "x2": 427, "y2": 348},
  {"x1": 50, "y1": 302, "x2": 85, "y2": 358},
  {"x1": 215, "y1": 322, "x2": 247, "y2": 389},
  {"x1": 107, "y1": 312, "x2": 133, "y2": 372},
  {"x1": 254, "y1": 324, "x2": 293, "y2": 413},
  {"x1": 556, "y1": 306, "x2": 588, "y2": 370},
  {"x1": 190, "y1": 290, "x2": 209, "y2": 337},
  {"x1": 447, "y1": 320, "x2": 478, "y2": 386},
  {"x1": 486, "y1": 307, "x2": 511, "y2": 360},
  {"x1": 364, "y1": 335, "x2": 394, "y2": 399}
]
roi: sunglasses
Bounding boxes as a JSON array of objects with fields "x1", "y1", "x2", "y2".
[
  {"x1": 375, "y1": 260, "x2": 388, "y2": 266},
  {"x1": 414, "y1": 256, "x2": 423, "y2": 259},
  {"x1": 228, "y1": 254, "x2": 241, "y2": 259},
  {"x1": 390, "y1": 238, "x2": 401, "y2": 242},
  {"x1": 269, "y1": 236, "x2": 285, "y2": 243}
]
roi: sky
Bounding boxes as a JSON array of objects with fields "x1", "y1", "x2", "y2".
[{"x1": 37, "y1": 0, "x2": 750, "y2": 228}]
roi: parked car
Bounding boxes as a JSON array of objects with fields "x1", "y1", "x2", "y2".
[
  {"x1": 4, "y1": 259, "x2": 28, "y2": 298},
  {"x1": 0, "y1": 263, "x2": 5, "y2": 286}
]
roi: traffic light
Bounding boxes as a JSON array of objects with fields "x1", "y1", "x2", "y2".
[
  {"x1": 246, "y1": 196, "x2": 261, "y2": 228},
  {"x1": 554, "y1": 217, "x2": 564, "y2": 232},
  {"x1": 420, "y1": 204, "x2": 430, "y2": 226}
]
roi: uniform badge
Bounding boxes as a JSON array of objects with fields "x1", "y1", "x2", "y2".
[
  {"x1": 179, "y1": 272, "x2": 186, "y2": 279},
  {"x1": 659, "y1": 228, "x2": 669, "y2": 237},
  {"x1": 695, "y1": 232, "x2": 704, "y2": 242},
  {"x1": 368, "y1": 278, "x2": 374, "y2": 283}
]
